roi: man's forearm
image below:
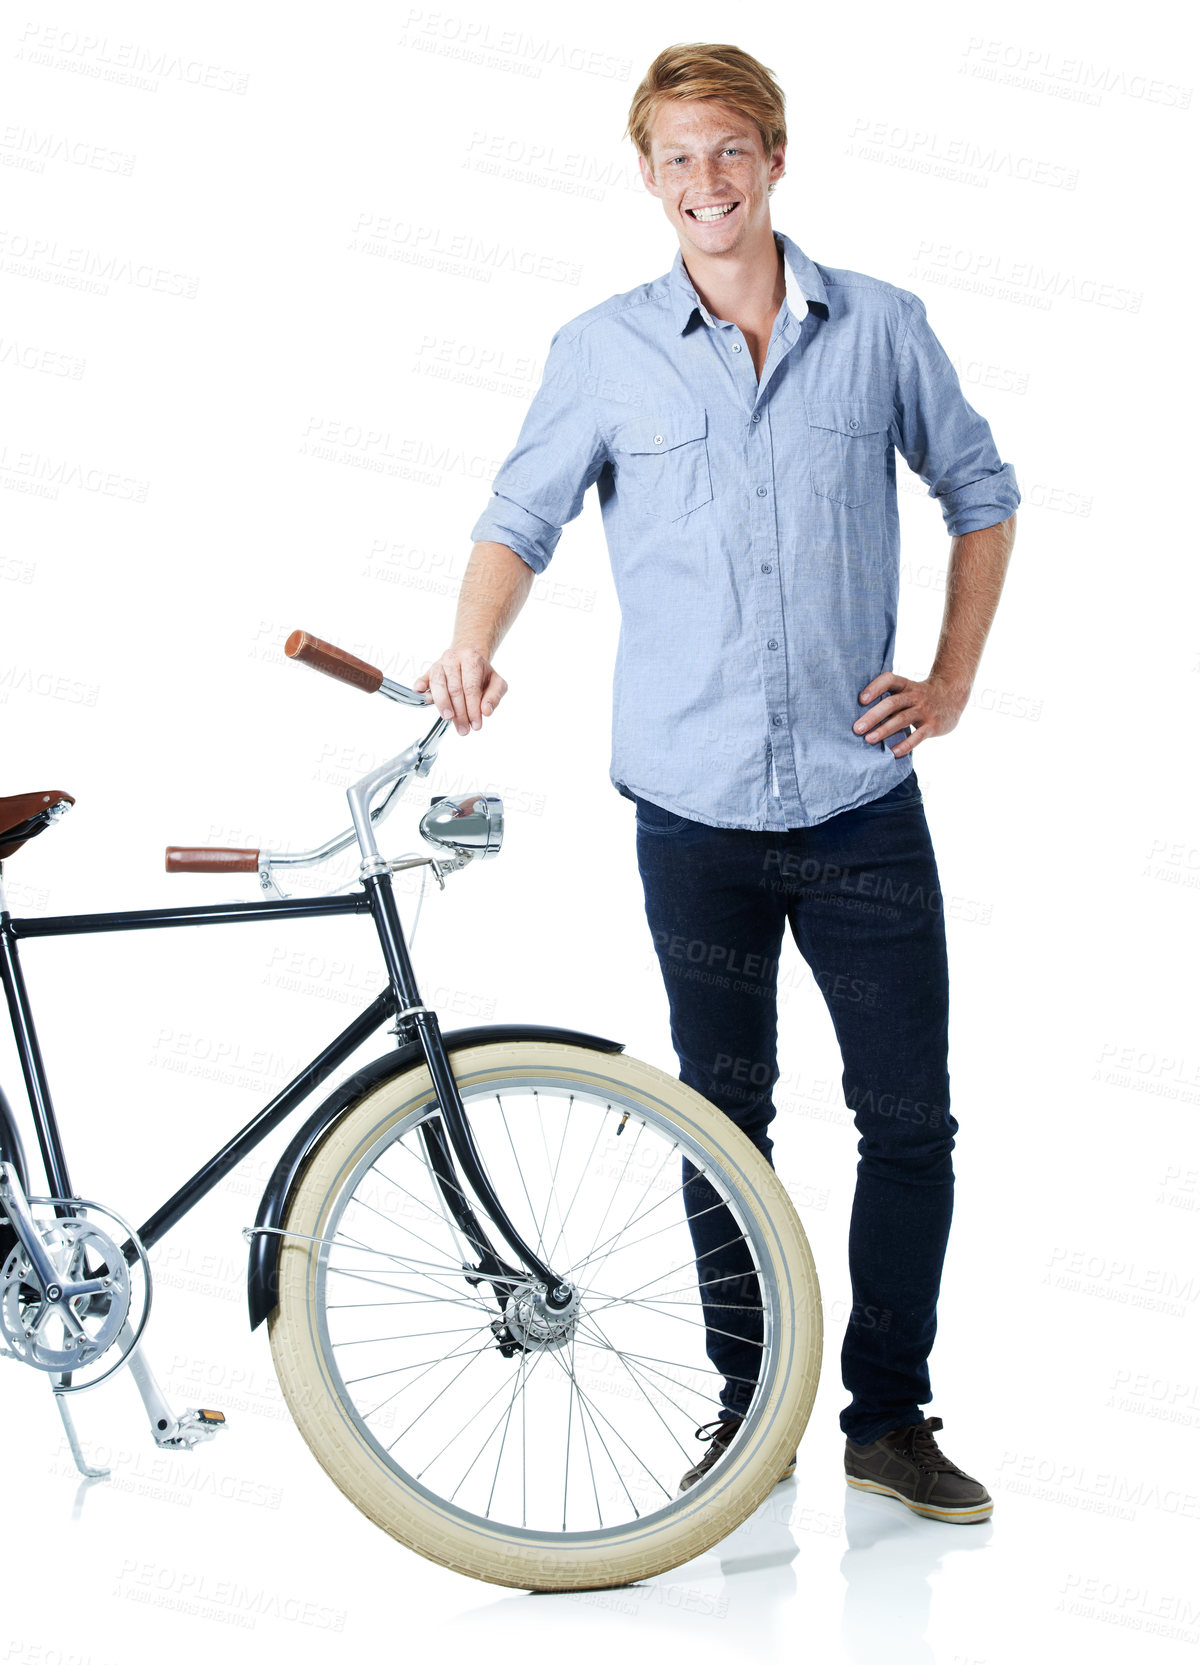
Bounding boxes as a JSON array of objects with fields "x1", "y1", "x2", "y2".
[
  {"x1": 451, "y1": 541, "x2": 537, "y2": 658},
  {"x1": 414, "y1": 541, "x2": 534, "y2": 732},
  {"x1": 929, "y1": 513, "x2": 1017, "y2": 695},
  {"x1": 855, "y1": 510, "x2": 1018, "y2": 752}
]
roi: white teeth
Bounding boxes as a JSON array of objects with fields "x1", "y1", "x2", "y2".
[{"x1": 691, "y1": 203, "x2": 736, "y2": 222}]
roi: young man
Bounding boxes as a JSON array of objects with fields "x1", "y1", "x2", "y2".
[{"x1": 414, "y1": 42, "x2": 1018, "y2": 1525}]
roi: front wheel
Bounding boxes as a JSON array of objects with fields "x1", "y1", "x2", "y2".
[{"x1": 268, "y1": 1041, "x2": 821, "y2": 1591}]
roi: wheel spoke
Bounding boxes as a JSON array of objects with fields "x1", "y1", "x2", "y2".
[
  {"x1": 587, "y1": 1267, "x2": 765, "y2": 1308},
  {"x1": 571, "y1": 1333, "x2": 757, "y2": 1394},
  {"x1": 424, "y1": 1345, "x2": 553, "y2": 1496},
  {"x1": 344, "y1": 1334, "x2": 495, "y2": 1392},
  {"x1": 576, "y1": 1310, "x2": 695, "y2": 1461},
  {"x1": 327, "y1": 1223, "x2": 520, "y2": 1288},
  {"x1": 332, "y1": 1323, "x2": 483, "y2": 1347},
  {"x1": 577, "y1": 1117, "x2": 647, "y2": 1265},
  {"x1": 541, "y1": 1103, "x2": 613, "y2": 1266},
  {"x1": 572, "y1": 1337, "x2": 605, "y2": 1528},
  {"x1": 382, "y1": 1335, "x2": 496, "y2": 1445},
  {"x1": 486, "y1": 1348, "x2": 528, "y2": 1518},
  {"x1": 533, "y1": 1089, "x2": 566, "y2": 1255},
  {"x1": 539, "y1": 1343, "x2": 670, "y2": 1506},
  {"x1": 341, "y1": 1191, "x2": 469, "y2": 1272},
  {"x1": 582, "y1": 1231, "x2": 764, "y2": 1307},
  {"x1": 578, "y1": 1134, "x2": 680, "y2": 1291},
  {"x1": 324, "y1": 1265, "x2": 495, "y2": 1314},
  {"x1": 496, "y1": 1093, "x2": 549, "y2": 1265},
  {"x1": 567, "y1": 1193, "x2": 733, "y2": 1282}
]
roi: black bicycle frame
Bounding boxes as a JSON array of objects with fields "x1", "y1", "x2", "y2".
[{"x1": 0, "y1": 872, "x2": 570, "y2": 1301}]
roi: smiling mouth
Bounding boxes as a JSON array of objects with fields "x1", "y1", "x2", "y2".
[{"x1": 686, "y1": 201, "x2": 740, "y2": 223}]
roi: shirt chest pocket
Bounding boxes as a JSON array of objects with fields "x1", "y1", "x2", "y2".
[
  {"x1": 806, "y1": 400, "x2": 892, "y2": 509},
  {"x1": 611, "y1": 407, "x2": 713, "y2": 522}
]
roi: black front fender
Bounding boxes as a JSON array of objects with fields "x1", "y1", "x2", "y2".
[{"x1": 246, "y1": 1022, "x2": 623, "y2": 1331}]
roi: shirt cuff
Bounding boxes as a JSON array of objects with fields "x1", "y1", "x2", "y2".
[
  {"x1": 936, "y1": 464, "x2": 1021, "y2": 537},
  {"x1": 469, "y1": 493, "x2": 561, "y2": 574}
]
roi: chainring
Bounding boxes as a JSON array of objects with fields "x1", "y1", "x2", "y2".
[{"x1": 1, "y1": 1212, "x2": 132, "y2": 1372}]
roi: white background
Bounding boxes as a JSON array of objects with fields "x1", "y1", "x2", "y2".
[{"x1": 2, "y1": 1, "x2": 1197, "y2": 1661}]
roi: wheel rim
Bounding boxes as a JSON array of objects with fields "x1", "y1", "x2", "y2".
[{"x1": 302, "y1": 1069, "x2": 788, "y2": 1543}]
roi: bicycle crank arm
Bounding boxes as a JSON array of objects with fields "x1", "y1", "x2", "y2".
[
  {"x1": 48, "y1": 1333, "x2": 229, "y2": 1481},
  {"x1": 123, "y1": 1332, "x2": 228, "y2": 1451}
]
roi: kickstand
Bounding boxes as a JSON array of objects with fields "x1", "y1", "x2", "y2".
[
  {"x1": 52, "y1": 1382, "x2": 110, "y2": 1479},
  {"x1": 45, "y1": 1318, "x2": 226, "y2": 1480}
]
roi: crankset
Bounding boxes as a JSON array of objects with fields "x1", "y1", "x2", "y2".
[{"x1": 0, "y1": 1164, "x2": 151, "y2": 1384}]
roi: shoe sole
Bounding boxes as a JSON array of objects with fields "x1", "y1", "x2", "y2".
[{"x1": 845, "y1": 1475, "x2": 992, "y2": 1522}]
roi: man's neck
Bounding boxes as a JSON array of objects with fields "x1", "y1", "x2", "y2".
[{"x1": 680, "y1": 226, "x2": 785, "y2": 328}]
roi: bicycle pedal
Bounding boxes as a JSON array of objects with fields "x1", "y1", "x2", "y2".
[{"x1": 156, "y1": 1406, "x2": 228, "y2": 1449}]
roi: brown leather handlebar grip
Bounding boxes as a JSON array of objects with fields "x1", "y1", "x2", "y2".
[
  {"x1": 166, "y1": 847, "x2": 260, "y2": 874},
  {"x1": 284, "y1": 629, "x2": 383, "y2": 694}
]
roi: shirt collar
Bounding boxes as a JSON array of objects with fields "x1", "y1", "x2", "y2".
[{"x1": 667, "y1": 229, "x2": 829, "y2": 334}]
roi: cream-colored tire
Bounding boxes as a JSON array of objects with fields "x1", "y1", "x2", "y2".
[{"x1": 268, "y1": 1041, "x2": 821, "y2": 1592}]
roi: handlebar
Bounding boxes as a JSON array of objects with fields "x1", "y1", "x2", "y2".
[
  {"x1": 166, "y1": 629, "x2": 452, "y2": 889},
  {"x1": 166, "y1": 846, "x2": 259, "y2": 874},
  {"x1": 284, "y1": 629, "x2": 381, "y2": 693},
  {"x1": 284, "y1": 630, "x2": 432, "y2": 708}
]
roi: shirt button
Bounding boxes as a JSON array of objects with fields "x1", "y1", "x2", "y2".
[
  {"x1": 772, "y1": 715, "x2": 784, "y2": 728},
  {"x1": 732, "y1": 343, "x2": 742, "y2": 353},
  {"x1": 767, "y1": 639, "x2": 779, "y2": 651},
  {"x1": 848, "y1": 418, "x2": 860, "y2": 430},
  {"x1": 752, "y1": 412, "x2": 761, "y2": 422},
  {"x1": 761, "y1": 562, "x2": 772, "y2": 573},
  {"x1": 756, "y1": 486, "x2": 768, "y2": 497},
  {"x1": 653, "y1": 434, "x2": 663, "y2": 445}
]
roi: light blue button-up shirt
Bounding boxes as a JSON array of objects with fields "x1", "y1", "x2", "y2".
[{"x1": 470, "y1": 230, "x2": 1020, "y2": 830}]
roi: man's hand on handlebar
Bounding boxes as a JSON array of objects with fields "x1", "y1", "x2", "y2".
[{"x1": 413, "y1": 647, "x2": 509, "y2": 737}]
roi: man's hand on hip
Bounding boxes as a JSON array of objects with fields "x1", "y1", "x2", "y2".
[
  {"x1": 413, "y1": 646, "x2": 508, "y2": 737},
  {"x1": 853, "y1": 672, "x2": 970, "y2": 757}
]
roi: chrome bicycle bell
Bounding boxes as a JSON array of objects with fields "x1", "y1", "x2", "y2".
[{"x1": 419, "y1": 793, "x2": 504, "y2": 859}]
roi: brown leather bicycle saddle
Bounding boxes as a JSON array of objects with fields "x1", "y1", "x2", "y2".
[{"x1": 0, "y1": 791, "x2": 75, "y2": 860}]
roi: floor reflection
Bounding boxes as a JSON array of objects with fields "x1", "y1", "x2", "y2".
[
  {"x1": 458, "y1": 1479, "x2": 804, "y2": 1636},
  {"x1": 452, "y1": 1470, "x2": 995, "y2": 1659},
  {"x1": 841, "y1": 1488, "x2": 993, "y2": 1664}
]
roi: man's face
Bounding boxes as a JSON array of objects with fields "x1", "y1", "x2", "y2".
[{"x1": 638, "y1": 98, "x2": 785, "y2": 259}]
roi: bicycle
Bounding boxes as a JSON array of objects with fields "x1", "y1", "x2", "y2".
[{"x1": 0, "y1": 628, "x2": 822, "y2": 1592}]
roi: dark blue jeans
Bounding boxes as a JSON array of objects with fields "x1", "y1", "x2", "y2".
[{"x1": 632, "y1": 769, "x2": 957, "y2": 1446}]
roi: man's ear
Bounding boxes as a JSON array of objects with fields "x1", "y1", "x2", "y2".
[{"x1": 637, "y1": 152, "x2": 661, "y2": 199}]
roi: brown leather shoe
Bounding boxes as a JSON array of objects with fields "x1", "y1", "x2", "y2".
[
  {"x1": 677, "y1": 1417, "x2": 797, "y2": 1495},
  {"x1": 844, "y1": 1416, "x2": 992, "y2": 1522}
]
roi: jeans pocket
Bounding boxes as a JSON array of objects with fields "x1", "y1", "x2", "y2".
[{"x1": 634, "y1": 794, "x2": 693, "y2": 836}]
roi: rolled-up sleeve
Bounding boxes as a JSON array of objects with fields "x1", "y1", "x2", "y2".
[
  {"x1": 893, "y1": 294, "x2": 1020, "y2": 536},
  {"x1": 469, "y1": 325, "x2": 609, "y2": 574}
]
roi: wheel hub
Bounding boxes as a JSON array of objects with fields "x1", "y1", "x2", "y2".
[{"x1": 501, "y1": 1281, "x2": 580, "y2": 1352}]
